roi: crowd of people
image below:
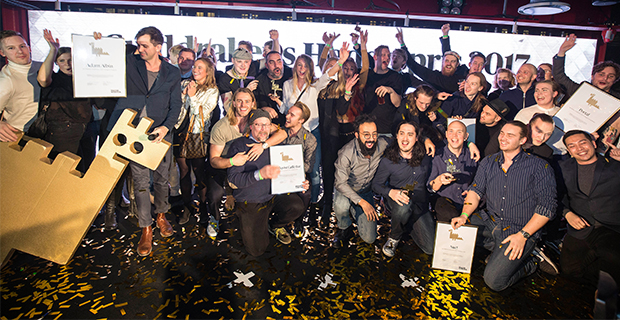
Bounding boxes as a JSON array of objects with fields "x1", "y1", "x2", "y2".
[{"x1": 1, "y1": 22, "x2": 619, "y2": 294}]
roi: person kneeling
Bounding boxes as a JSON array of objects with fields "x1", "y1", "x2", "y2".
[
  {"x1": 227, "y1": 110, "x2": 309, "y2": 256},
  {"x1": 372, "y1": 121, "x2": 435, "y2": 257}
]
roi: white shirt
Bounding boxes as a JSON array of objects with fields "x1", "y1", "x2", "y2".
[
  {"x1": 0, "y1": 61, "x2": 41, "y2": 131},
  {"x1": 281, "y1": 71, "x2": 331, "y2": 132}
]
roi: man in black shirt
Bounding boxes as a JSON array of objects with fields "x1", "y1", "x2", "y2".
[
  {"x1": 255, "y1": 51, "x2": 292, "y2": 127},
  {"x1": 523, "y1": 113, "x2": 555, "y2": 162},
  {"x1": 476, "y1": 99, "x2": 509, "y2": 158},
  {"x1": 363, "y1": 44, "x2": 403, "y2": 135}
]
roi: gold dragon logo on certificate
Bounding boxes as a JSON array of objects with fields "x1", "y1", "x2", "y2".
[
  {"x1": 586, "y1": 93, "x2": 601, "y2": 109},
  {"x1": 280, "y1": 152, "x2": 293, "y2": 162},
  {"x1": 449, "y1": 229, "x2": 464, "y2": 241}
]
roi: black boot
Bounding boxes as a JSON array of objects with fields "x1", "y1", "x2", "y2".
[
  {"x1": 104, "y1": 196, "x2": 117, "y2": 230},
  {"x1": 332, "y1": 225, "x2": 353, "y2": 248},
  {"x1": 179, "y1": 205, "x2": 191, "y2": 225}
]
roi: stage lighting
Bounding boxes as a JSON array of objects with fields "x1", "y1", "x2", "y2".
[
  {"x1": 518, "y1": 0, "x2": 570, "y2": 15},
  {"x1": 439, "y1": 0, "x2": 463, "y2": 15}
]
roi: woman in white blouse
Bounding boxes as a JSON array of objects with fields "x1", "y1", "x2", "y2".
[
  {"x1": 272, "y1": 42, "x2": 351, "y2": 207},
  {"x1": 174, "y1": 58, "x2": 219, "y2": 225}
]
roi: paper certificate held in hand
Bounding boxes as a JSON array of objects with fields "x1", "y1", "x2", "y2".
[
  {"x1": 269, "y1": 145, "x2": 305, "y2": 195},
  {"x1": 553, "y1": 82, "x2": 620, "y2": 133},
  {"x1": 72, "y1": 34, "x2": 126, "y2": 98},
  {"x1": 432, "y1": 222, "x2": 478, "y2": 273}
]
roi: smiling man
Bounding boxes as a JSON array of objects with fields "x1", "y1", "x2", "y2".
[
  {"x1": 452, "y1": 121, "x2": 558, "y2": 291},
  {"x1": 333, "y1": 114, "x2": 390, "y2": 248},
  {"x1": 255, "y1": 51, "x2": 293, "y2": 127},
  {"x1": 99, "y1": 26, "x2": 182, "y2": 256},
  {"x1": 514, "y1": 80, "x2": 561, "y2": 124},
  {"x1": 559, "y1": 130, "x2": 620, "y2": 286},
  {"x1": 372, "y1": 121, "x2": 434, "y2": 257},
  {"x1": 0, "y1": 30, "x2": 42, "y2": 142},
  {"x1": 227, "y1": 109, "x2": 309, "y2": 256}
]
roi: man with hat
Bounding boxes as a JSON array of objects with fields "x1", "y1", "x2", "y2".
[
  {"x1": 218, "y1": 47, "x2": 259, "y2": 112},
  {"x1": 396, "y1": 28, "x2": 463, "y2": 94},
  {"x1": 227, "y1": 109, "x2": 309, "y2": 256},
  {"x1": 476, "y1": 99, "x2": 510, "y2": 158}
]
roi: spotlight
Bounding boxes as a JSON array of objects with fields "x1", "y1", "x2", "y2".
[
  {"x1": 439, "y1": 0, "x2": 463, "y2": 15},
  {"x1": 518, "y1": 0, "x2": 570, "y2": 16},
  {"x1": 592, "y1": 0, "x2": 620, "y2": 5}
]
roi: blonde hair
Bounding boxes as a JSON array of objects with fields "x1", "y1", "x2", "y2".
[
  {"x1": 193, "y1": 58, "x2": 217, "y2": 91},
  {"x1": 292, "y1": 101, "x2": 311, "y2": 123},
  {"x1": 227, "y1": 88, "x2": 257, "y2": 125},
  {"x1": 292, "y1": 54, "x2": 316, "y2": 93}
]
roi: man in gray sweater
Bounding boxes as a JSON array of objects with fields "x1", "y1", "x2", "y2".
[{"x1": 332, "y1": 114, "x2": 389, "y2": 248}]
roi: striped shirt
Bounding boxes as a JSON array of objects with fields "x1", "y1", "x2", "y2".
[{"x1": 470, "y1": 150, "x2": 557, "y2": 240}]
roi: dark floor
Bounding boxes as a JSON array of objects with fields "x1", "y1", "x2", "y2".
[{"x1": 1, "y1": 203, "x2": 594, "y2": 319}]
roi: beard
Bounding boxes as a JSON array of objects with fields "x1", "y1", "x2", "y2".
[{"x1": 357, "y1": 136, "x2": 377, "y2": 157}]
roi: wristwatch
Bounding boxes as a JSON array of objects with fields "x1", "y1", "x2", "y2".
[
  {"x1": 262, "y1": 142, "x2": 269, "y2": 149},
  {"x1": 519, "y1": 230, "x2": 531, "y2": 239}
]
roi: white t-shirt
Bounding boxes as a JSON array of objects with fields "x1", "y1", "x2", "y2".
[
  {"x1": 514, "y1": 104, "x2": 560, "y2": 124},
  {"x1": 0, "y1": 61, "x2": 41, "y2": 131}
]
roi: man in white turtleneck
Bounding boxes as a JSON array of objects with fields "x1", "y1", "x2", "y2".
[{"x1": 0, "y1": 30, "x2": 42, "y2": 142}]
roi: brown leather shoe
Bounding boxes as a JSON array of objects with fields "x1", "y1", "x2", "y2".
[
  {"x1": 137, "y1": 226, "x2": 153, "y2": 256},
  {"x1": 156, "y1": 212, "x2": 174, "y2": 237}
]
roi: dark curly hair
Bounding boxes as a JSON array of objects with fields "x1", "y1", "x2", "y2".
[{"x1": 384, "y1": 121, "x2": 426, "y2": 167}]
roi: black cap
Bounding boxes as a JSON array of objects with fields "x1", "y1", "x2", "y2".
[
  {"x1": 248, "y1": 109, "x2": 271, "y2": 124},
  {"x1": 469, "y1": 51, "x2": 486, "y2": 63},
  {"x1": 487, "y1": 99, "x2": 510, "y2": 120}
]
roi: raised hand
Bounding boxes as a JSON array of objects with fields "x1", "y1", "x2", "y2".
[
  {"x1": 558, "y1": 34, "x2": 577, "y2": 57},
  {"x1": 395, "y1": 27, "x2": 404, "y2": 45},
  {"x1": 43, "y1": 29, "x2": 60, "y2": 50},
  {"x1": 269, "y1": 29, "x2": 279, "y2": 40},
  {"x1": 339, "y1": 42, "x2": 350, "y2": 61},
  {"x1": 441, "y1": 23, "x2": 450, "y2": 36},
  {"x1": 360, "y1": 30, "x2": 368, "y2": 46},
  {"x1": 345, "y1": 74, "x2": 359, "y2": 92}
]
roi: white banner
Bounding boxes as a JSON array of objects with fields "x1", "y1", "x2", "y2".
[{"x1": 28, "y1": 11, "x2": 597, "y2": 85}]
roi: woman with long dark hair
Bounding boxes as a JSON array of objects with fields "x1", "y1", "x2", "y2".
[
  {"x1": 395, "y1": 84, "x2": 445, "y2": 144},
  {"x1": 174, "y1": 58, "x2": 219, "y2": 226}
]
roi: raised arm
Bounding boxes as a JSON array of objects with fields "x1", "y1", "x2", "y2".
[
  {"x1": 37, "y1": 29, "x2": 60, "y2": 87},
  {"x1": 359, "y1": 30, "x2": 370, "y2": 89},
  {"x1": 553, "y1": 34, "x2": 580, "y2": 97},
  {"x1": 440, "y1": 23, "x2": 451, "y2": 54}
]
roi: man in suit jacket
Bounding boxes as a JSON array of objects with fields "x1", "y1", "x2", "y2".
[
  {"x1": 559, "y1": 130, "x2": 620, "y2": 285},
  {"x1": 103, "y1": 26, "x2": 182, "y2": 257}
]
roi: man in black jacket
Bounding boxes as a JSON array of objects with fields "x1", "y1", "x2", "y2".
[
  {"x1": 559, "y1": 130, "x2": 620, "y2": 285},
  {"x1": 101, "y1": 27, "x2": 182, "y2": 257}
]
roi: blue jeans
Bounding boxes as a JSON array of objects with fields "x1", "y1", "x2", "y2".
[
  {"x1": 333, "y1": 190, "x2": 377, "y2": 244},
  {"x1": 386, "y1": 197, "x2": 435, "y2": 255},
  {"x1": 310, "y1": 128, "x2": 321, "y2": 203},
  {"x1": 470, "y1": 212, "x2": 537, "y2": 292}
]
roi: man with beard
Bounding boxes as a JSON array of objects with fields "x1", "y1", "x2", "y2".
[
  {"x1": 499, "y1": 63, "x2": 537, "y2": 120},
  {"x1": 228, "y1": 109, "x2": 309, "y2": 256},
  {"x1": 362, "y1": 43, "x2": 403, "y2": 135},
  {"x1": 475, "y1": 99, "x2": 510, "y2": 158},
  {"x1": 396, "y1": 28, "x2": 463, "y2": 94},
  {"x1": 0, "y1": 30, "x2": 42, "y2": 142},
  {"x1": 332, "y1": 114, "x2": 390, "y2": 247},
  {"x1": 452, "y1": 121, "x2": 558, "y2": 291},
  {"x1": 428, "y1": 120, "x2": 478, "y2": 223},
  {"x1": 439, "y1": 24, "x2": 487, "y2": 78},
  {"x1": 177, "y1": 48, "x2": 195, "y2": 79},
  {"x1": 255, "y1": 51, "x2": 292, "y2": 127},
  {"x1": 372, "y1": 121, "x2": 434, "y2": 257}
]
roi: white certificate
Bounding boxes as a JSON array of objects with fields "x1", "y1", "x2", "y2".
[
  {"x1": 72, "y1": 34, "x2": 126, "y2": 98},
  {"x1": 432, "y1": 222, "x2": 478, "y2": 273},
  {"x1": 269, "y1": 145, "x2": 305, "y2": 195},
  {"x1": 448, "y1": 118, "x2": 476, "y2": 143},
  {"x1": 553, "y1": 82, "x2": 620, "y2": 133}
]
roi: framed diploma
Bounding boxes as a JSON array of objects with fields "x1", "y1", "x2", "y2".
[
  {"x1": 72, "y1": 34, "x2": 126, "y2": 98},
  {"x1": 269, "y1": 145, "x2": 305, "y2": 195},
  {"x1": 553, "y1": 82, "x2": 620, "y2": 133},
  {"x1": 432, "y1": 222, "x2": 478, "y2": 273},
  {"x1": 448, "y1": 118, "x2": 476, "y2": 143}
]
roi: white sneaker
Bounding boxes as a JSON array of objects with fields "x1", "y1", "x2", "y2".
[
  {"x1": 382, "y1": 238, "x2": 400, "y2": 257},
  {"x1": 207, "y1": 216, "x2": 219, "y2": 238}
]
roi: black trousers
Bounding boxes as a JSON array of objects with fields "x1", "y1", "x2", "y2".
[
  {"x1": 560, "y1": 227, "x2": 620, "y2": 285},
  {"x1": 45, "y1": 121, "x2": 87, "y2": 159},
  {"x1": 235, "y1": 193, "x2": 305, "y2": 256},
  {"x1": 431, "y1": 196, "x2": 462, "y2": 223},
  {"x1": 206, "y1": 165, "x2": 227, "y2": 220}
]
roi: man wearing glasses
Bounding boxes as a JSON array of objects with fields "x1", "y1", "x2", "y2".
[{"x1": 332, "y1": 114, "x2": 390, "y2": 248}]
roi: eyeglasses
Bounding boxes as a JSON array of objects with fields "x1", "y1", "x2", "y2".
[
  {"x1": 361, "y1": 133, "x2": 378, "y2": 139},
  {"x1": 253, "y1": 123, "x2": 271, "y2": 128}
]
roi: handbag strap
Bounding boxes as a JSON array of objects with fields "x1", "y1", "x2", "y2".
[{"x1": 294, "y1": 85, "x2": 308, "y2": 105}]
